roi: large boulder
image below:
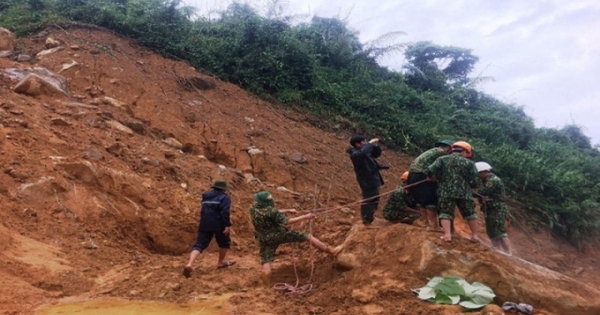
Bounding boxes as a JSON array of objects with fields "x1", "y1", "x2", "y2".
[
  {"x1": 0, "y1": 27, "x2": 16, "y2": 51},
  {"x1": 331, "y1": 223, "x2": 600, "y2": 315},
  {"x1": 7, "y1": 67, "x2": 70, "y2": 96}
]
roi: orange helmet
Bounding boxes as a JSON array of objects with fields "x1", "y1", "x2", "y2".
[
  {"x1": 401, "y1": 171, "x2": 409, "y2": 181},
  {"x1": 452, "y1": 141, "x2": 473, "y2": 158}
]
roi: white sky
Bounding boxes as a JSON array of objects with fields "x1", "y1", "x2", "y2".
[{"x1": 185, "y1": 0, "x2": 600, "y2": 145}]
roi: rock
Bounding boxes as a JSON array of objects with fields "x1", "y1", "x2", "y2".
[
  {"x1": 4, "y1": 168, "x2": 29, "y2": 181},
  {"x1": 0, "y1": 50, "x2": 14, "y2": 58},
  {"x1": 179, "y1": 76, "x2": 216, "y2": 90},
  {"x1": 36, "y1": 46, "x2": 64, "y2": 57},
  {"x1": 82, "y1": 147, "x2": 104, "y2": 161},
  {"x1": 11, "y1": 67, "x2": 69, "y2": 96},
  {"x1": 59, "y1": 60, "x2": 79, "y2": 73},
  {"x1": 141, "y1": 157, "x2": 160, "y2": 166},
  {"x1": 106, "y1": 120, "x2": 134, "y2": 135},
  {"x1": 276, "y1": 186, "x2": 291, "y2": 193},
  {"x1": 14, "y1": 74, "x2": 65, "y2": 96},
  {"x1": 339, "y1": 224, "x2": 600, "y2": 315},
  {"x1": 51, "y1": 117, "x2": 71, "y2": 126},
  {"x1": 63, "y1": 102, "x2": 97, "y2": 110},
  {"x1": 70, "y1": 45, "x2": 80, "y2": 50},
  {"x1": 0, "y1": 27, "x2": 16, "y2": 51},
  {"x1": 59, "y1": 161, "x2": 98, "y2": 184},
  {"x1": 163, "y1": 137, "x2": 183, "y2": 150},
  {"x1": 247, "y1": 147, "x2": 264, "y2": 156},
  {"x1": 575, "y1": 267, "x2": 584, "y2": 275},
  {"x1": 83, "y1": 239, "x2": 98, "y2": 250},
  {"x1": 123, "y1": 121, "x2": 146, "y2": 135},
  {"x1": 17, "y1": 54, "x2": 31, "y2": 62},
  {"x1": 289, "y1": 152, "x2": 307, "y2": 164},
  {"x1": 335, "y1": 253, "x2": 359, "y2": 271},
  {"x1": 101, "y1": 96, "x2": 126, "y2": 108},
  {"x1": 106, "y1": 143, "x2": 127, "y2": 157},
  {"x1": 45, "y1": 37, "x2": 61, "y2": 49},
  {"x1": 244, "y1": 173, "x2": 261, "y2": 184}
]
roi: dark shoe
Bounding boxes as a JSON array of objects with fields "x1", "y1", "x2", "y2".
[
  {"x1": 217, "y1": 260, "x2": 236, "y2": 269},
  {"x1": 183, "y1": 266, "x2": 192, "y2": 278}
]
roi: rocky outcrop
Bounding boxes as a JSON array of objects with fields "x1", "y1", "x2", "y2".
[
  {"x1": 0, "y1": 27, "x2": 16, "y2": 51},
  {"x1": 6, "y1": 67, "x2": 70, "y2": 96},
  {"x1": 334, "y1": 224, "x2": 600, "y2": 315}
]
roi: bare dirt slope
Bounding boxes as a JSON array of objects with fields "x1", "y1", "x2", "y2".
[{"x1": 0, "y1": 26, "x2": 598, "y2": 315}]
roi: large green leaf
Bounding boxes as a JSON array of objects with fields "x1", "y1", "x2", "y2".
[
  {"x1": 433, "y1": 277, "x2": 466, "y2": 297},
  {"x1": 413, "y1": 276, "x2": 495, "y2": 309}
]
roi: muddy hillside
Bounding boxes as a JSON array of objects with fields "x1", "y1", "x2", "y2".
[{"x1": 0, "y1": 26, "x2": 598, "y2": 315}]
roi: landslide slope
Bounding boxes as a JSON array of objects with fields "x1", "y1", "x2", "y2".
[{"x1": 0, "y1": 26, "x2": 598, "y2": 315}]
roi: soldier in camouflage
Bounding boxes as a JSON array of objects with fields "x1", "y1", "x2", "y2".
[
  {"x1": 407, "y1": 140, "x2": 453, "y2": 229},
  {"x1": 249, "y1": 191, "x2": 343, "y2": 286},
  {"x1": 424, "y1": 141, "x2": 481, "y2": 242},
  {"x1": 475, "y1": 162, "x2": 512, "y2": 255},
  {"x1": 383, "y1": 171, "x2": 420, "y2": 224}
]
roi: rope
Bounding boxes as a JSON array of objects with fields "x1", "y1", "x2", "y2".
[
  {"x1": 300, "y1": 178, "x2": 430, "y2": 215},
  {"x1": 273, "y1": 185, "x2": 321, "y2": 295},
  {"x1": 272, "y1": 179, "x2": 430, "y2": 295}
]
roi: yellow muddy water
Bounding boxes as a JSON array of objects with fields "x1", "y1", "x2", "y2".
[{"x1": 36, "y1": 297, "x2": 232, "y2": 315}]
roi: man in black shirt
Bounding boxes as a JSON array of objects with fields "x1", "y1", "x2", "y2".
[
  {"x1": 183, "y1": 180, "x2": 235, "y2": 278},
  {"x1": 347, "y1": 135, "x2": 385, "y2": 225}
]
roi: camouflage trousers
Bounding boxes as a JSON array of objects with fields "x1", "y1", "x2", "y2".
[
  {"x1": 383, "y1": 191, "x2": 419, "y2": 223},
  {"x1": 438, "y1": 197, "x2": 477, "y2": 221},
  {"x1": 484, "y1": 205, "x2": 508, "y2": 240},
  {"x1": 257, "y1": 230, "x2": 308, "y2": 264}
]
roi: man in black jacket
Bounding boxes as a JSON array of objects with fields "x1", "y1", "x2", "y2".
[
  {"x1": 347, "y1": 135, "x2": 385, "y2": 225},
  {"x1": 183, "y1": 180, "x2": 235, "y2": 278}
]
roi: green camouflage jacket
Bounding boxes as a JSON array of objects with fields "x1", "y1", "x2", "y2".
[
  {"x1": 249, "y1": 204, "x2": 289, "y2": 243},
  {"x1": 479, "y1": 173, "x2": 506, "y2": 210},
  {"x1": 424, "y1": 154, "x2": 480, "y2": 199},
  {"x1": 383, "y1": 186, "x2": 419, "y2": 221},
  {"x1": 409, "y1": 147, "x2": 448, "y2": 173}
]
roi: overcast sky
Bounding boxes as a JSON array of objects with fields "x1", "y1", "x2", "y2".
[{"x1": 186, "y1": 0, "x2": 600, "y2": 145}]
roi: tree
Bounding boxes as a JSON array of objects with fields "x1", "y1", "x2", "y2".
[{"x1": 404, "y1": 41, "x2": 479, "y2": 90}]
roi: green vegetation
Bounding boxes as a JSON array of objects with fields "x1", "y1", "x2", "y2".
[{"x1": 1, "y1": 0, "x2": 599, "y2": 245}]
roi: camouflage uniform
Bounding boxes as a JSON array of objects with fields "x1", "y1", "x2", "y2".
[
  {"x1": 408, "y1": 148, "x2": 448, "y2": 209},
  {"x1": 382, "y1": 186, "x2": 420, "y2": 223},
  {"x1": 409, "y1": 147, "x2": 448, "y2": 173},
  {"x1": 424, "y1": 154, "x2": 481, "y2": 220},
  {"x1": 479, "y1": 173, "x2": 508, "y2": 240},
  {"x1": 249, "y1": 204, "x2": 308, "y2": 264}
]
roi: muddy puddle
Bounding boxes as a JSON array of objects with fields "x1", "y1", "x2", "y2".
[{"x1": 36, "y1": 296, "x2": 232, "y2": 315}]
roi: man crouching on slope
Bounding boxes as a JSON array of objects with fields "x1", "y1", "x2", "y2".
[{"x1": 250, "y1": 191, "x2": 343, "y2": 287}]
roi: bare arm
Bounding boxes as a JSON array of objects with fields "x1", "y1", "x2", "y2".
[{"x1": 286, "y1": 213, "x2": 315, "y2": 226}]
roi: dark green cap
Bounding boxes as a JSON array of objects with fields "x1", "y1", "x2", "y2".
[
  {"x1": 211, "y1": 180, "x2": 229, "y2": 190},
  {"x1": 435, "y1": 140, "x2": 453, "y2": 147},
  {"x1": 253, "y1": 191, "x2": 275, "y2": 207}
]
